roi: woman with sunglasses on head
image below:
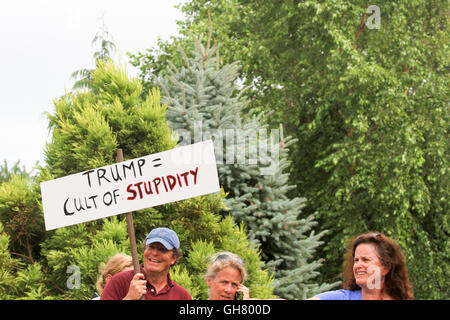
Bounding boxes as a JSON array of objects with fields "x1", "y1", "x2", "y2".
[
  {"x1": 206, "y1": 251, "x2": 250, "y2": 300},
  {"x1": 309, "y1": 231, "x2": 414, "y2": 300}
]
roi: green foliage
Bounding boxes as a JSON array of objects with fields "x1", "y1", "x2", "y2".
[
  {"x1": 130, "y1": 0, "x2": 449, "y2": 299},
  {"x1": 0, "y1": 175, "x2": 45, "y2": 263},
  {"x1": 0, "y1": 221, "x2": 56, "y2": 300},
  {"x1": 150, "y1": 36, "x2": 335, "y2": 299},
  {"x1": 14, "y1": 263, "x2": 55, "y2": 300},
  {"x1": 285, "y1": 1, "x2": 449, "y2": 299},
  {"x1": 2, "y1": 58, "x2": 275, "y2": 299},
  {"x1": 45, "y1": 59, "x2": 176, "y2": 177},
  {"x1": 0, "y1": 222, "x2": 22, "y2": 299},
  {"x1": 40, "y1": 217, "x2": 131, "y2": 299},
  {"x1": 0, "y1": 160, "x2": 35, "y2": 184}
]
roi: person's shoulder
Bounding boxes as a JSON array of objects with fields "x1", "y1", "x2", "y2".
[
  {"x1": 112, "y1": 268, "x2": 135, "y2": 281},
  {"x1": 105, "y1": 268, "x2": 135, "y2": 289},
  {"x1": 172, "y1": 280, "x2": 191, "y2": 293},
  {"x1": 171, "y1": 280, "x2": 193, "y2": 299},
  {"x1": 100, "y1": 269, "x2": 135, "y2": 300},
  {"x1": 316, "y1": 289, "x2": 362, "y2": 300}
]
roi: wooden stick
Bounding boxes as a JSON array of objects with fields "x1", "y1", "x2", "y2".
[
  {"x1": 116, "y1": 149, "x2": 141, "y2": 275},
  {"x1": 354, "y1": 7, "x2": 368, "y2": 51}
]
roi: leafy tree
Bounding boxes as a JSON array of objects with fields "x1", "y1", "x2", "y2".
[
  {"x1": 40, "y1": 217, "x2": 132, "y2": 299},
  {"x1": 0, "y1": 221, "x2": 55, "y2": 300},
  {"x1": 0, "y1": 175, "x2": 45, "y2": 264},
  {"x1": 129, "y1": 0, "x2": 449, "y2": 299},
  {"x1": 0, "y1": 222, "x2": 22, "y2": 299}
]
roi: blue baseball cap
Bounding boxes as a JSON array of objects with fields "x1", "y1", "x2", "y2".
[{"x1": 145, "y1": 227, "x2": 180, "y2": 250}]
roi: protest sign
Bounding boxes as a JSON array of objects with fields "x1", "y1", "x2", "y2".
[{"x1": 41, "y1": 140, "x2": 220, "y2": 230}]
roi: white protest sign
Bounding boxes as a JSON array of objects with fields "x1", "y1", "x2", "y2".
[{"x1": 41, "y1": 140, "x2": 220, "y2": 230}]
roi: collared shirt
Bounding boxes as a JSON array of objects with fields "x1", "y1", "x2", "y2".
[{"x1": 100, "y1": 265, "x2": 192, "y2": 300}]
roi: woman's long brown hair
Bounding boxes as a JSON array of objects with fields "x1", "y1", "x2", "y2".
[{"x1": 342, "y1": 232, "x2": 414, "y2": 300}]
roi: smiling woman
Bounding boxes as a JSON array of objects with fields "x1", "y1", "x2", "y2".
[{"x1": 309, "y1": 232, "x2": 414, "y2": 300}]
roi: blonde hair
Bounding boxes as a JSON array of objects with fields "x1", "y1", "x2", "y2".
[
  {"x1": 96, "y1": 253, "x2": 133, "y2": 294},
  {"x1": 206, "y1": 251, "x2": 247, "y2": 283}
]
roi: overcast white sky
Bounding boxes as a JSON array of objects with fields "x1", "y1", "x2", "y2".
[{"x1": 0, "y1": 0, "x2": 186, "y2": 172}]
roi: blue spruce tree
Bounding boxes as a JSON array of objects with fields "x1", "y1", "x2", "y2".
[{"x1": 155, "y1": 37, "x2": 336, "y2": 299}]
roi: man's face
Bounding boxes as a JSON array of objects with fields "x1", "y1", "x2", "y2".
[{"x1": 143, "y1": 242, "x2": 176, "y2": 275}]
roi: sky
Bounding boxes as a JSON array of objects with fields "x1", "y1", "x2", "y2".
[{"x1": 0, "y1": 0, "x2": 186, "y2": 173}]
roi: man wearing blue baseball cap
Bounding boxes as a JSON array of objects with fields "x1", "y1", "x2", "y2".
[{"x1": 101, "y1": 227, "x2": 192, "y2": 300}]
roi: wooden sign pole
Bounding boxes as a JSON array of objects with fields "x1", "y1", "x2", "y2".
[{"x1": 116, "y1": 149, "x2": 141, "y2": 275}]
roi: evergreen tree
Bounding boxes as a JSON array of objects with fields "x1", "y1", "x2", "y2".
[
  {"x1": 0, "y1": 175, "x2": 45, "y2": 264},
  {"x1": 0, "y1": 222, "x2": 21, "y2": 299},
  {"x1": 0, "y1": 222, "x2": 55, "y2": 300},
  {"x1": 70, "y1": 19, "x2": 117, "y2": 92},
  {"x1": 0, "y1": 160, "x2": 34, "y2": 184},
  {"x1": 131, "y1": 0, "x2": 449, "y2": 299},
  {"x1": 3, "y1": 59, "x2": 274, "y2": 299},
  {"x1": 155, "y1": 37, "x2": 336, "y2": 299}
]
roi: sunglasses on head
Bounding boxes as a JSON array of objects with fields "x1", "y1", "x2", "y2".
[
  {"x1": 214, "y1": 253, "x2": 246, "y2": 266},
  {"x1": 368, "y1": 232, "x2": 381, "y2": 238}
]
